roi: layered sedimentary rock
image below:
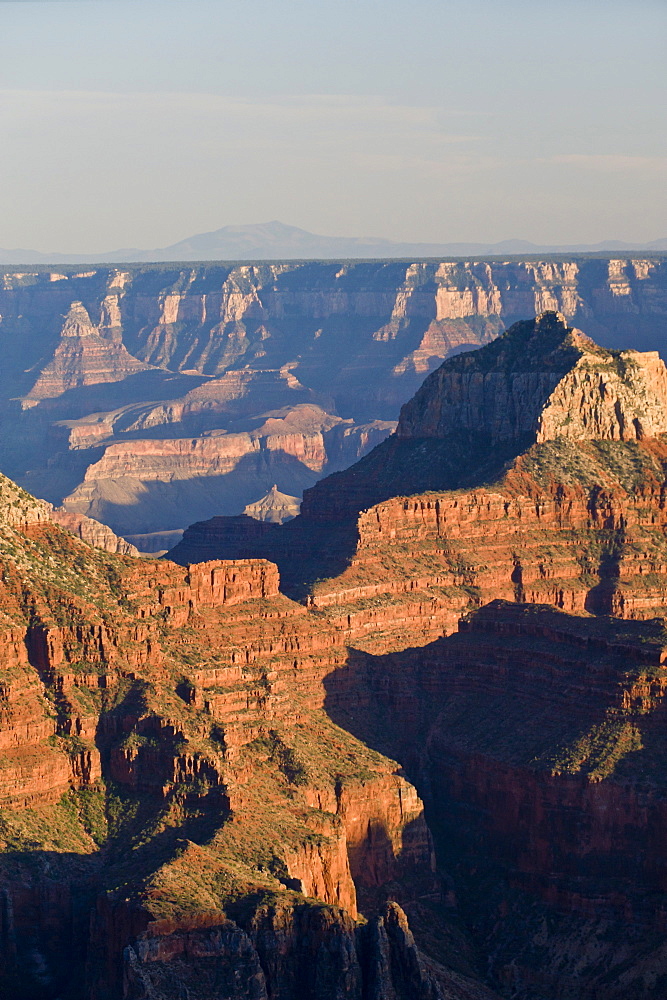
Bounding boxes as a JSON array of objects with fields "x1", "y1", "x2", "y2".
[
  {"x1": 23, "y1": 300, "x2": 149, "y2": 404},
  {"x1": 61, "y1": 405, "x2": 395, "y2": 536},
  {"x1": 6, "y1": 306, "x2": 667, "y2": 998},
  {"x1": 49, "y1": 508, "x2": 140, "y2": 556},
  {"x1": 172, "y1": 314, "x2": 667, "y2": 627},
  {"x1": 0, "y1": 472, "x2": 482, "y2": 1000},
  {"x1": 296, "y1": 310, "x2": 667, "y2": 519},
  {"x1": 0, "y1": 471, "x2": 50, "y2": 527},
  {"x1": 167, "y1": 313, "x2": 667, "y2": 996},
  {"x1": 1, "y1": 257, "x2": 666, "y2": 541},
  {"x1": 123, "y1": 899, "x2": 495, "y2": 1000},
  {"x1": 398, "y1": 314, "x2": 667, "y2": 444},
  {"x1": 326, "y1": 600, "x2": 667, "y2": 997}
]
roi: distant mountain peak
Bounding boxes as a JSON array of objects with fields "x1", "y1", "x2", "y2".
[{"x1": 1, "y1": 222, "x2": 666, "y2": 265}]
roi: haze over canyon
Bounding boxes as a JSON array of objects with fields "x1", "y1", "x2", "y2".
[
  {"x1": 1, "y1": 254, "x2": 666, "y2": 553},
  {"x1": 2, "y1": 221, "x2": 667, "y2": 265}
]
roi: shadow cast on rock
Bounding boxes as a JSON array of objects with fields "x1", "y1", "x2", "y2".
[
  {"x1": 76, "y1": 448, "x2": 325, "y2": 537},
  {"x1": 0, "y1": 849, "x2": 101, "y2": 1000}
]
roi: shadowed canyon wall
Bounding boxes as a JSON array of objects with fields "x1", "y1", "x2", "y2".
[{"x1": 324, "y1": 601, "x2": 667, "y2": 999}]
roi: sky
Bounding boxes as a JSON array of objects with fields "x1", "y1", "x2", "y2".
[{"x1": 0, "y1": 0, "x2": 665, "y2": 252}]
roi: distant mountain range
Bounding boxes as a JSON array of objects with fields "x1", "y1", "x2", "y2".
[{"x1": 1, "y1": 220, "x2": 667, "y2": 265}]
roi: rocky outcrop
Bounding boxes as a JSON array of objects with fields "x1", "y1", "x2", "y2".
[
  {"x1": 122, "y1": 900, "x2": 476, "y2": 1000},
  {"x1": 50, "y1": 508, "x2": 140, "y2": 555},
  {"x1": 170, "y1": 318, "x2": 667, "y2": 633},
  {"x1": 0, "y1": 471, "x2": 51, "y2": 527},
  {"x1": 396, "y1": 312, "x2": 577, "y2": 443},
  {"x1": 537, "y1": 347, "x2": 667, "y2": 443},
  {"x1": 397, "y1": 312, "x2": 667, "y2": 444},
  {"x1": 23, "y1": 300, "x2": 149, "y2": 404},
  {"x1": 294, "y1": 312, "x2": 667, "y2": 521},
  {"x1": 244, "y1": 485, "x2": 301, "y2": 523}
]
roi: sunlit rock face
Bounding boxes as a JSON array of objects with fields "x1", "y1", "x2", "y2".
[
  {"x1": 172, "y1": 312, "x2": 667, "y2": 628},
  {"x1": 398, "y1": 311, "x2": 667, "y2": 444},
  {"x1": 0, "y1": 470, "x2": 458, "y2": 1000}
]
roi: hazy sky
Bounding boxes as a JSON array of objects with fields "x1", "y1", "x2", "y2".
[{"x1": 1, "y1": 0, "x2": 665, "y2": 251}]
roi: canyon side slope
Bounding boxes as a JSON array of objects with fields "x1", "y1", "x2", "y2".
[
  {"x1": 169, "y1": 311, "x2": 667, "y2": 996},
  {"x1": 4, "y1": 310, "x2": 667, "y2": 998},
  {"x1": 0, "y1": 469, "x2": 492, "y2": 1000},
  {"x1": 0, "y1": 256, "x2": 666, "y2": 547}
]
